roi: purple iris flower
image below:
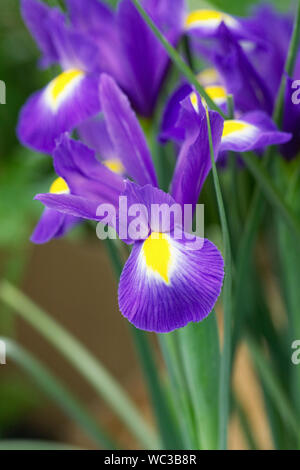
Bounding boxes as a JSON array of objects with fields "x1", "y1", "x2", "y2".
[
  {"x1": 18, "y1": 0, "x2": 185, "y2": 154},
  {"x1": 17, "y1": 0, "x2": 103, "y2": 154},
  {"x1": 31, "y1": 134, "x2": 125, "y2": 244},
  {"x1": 66, "y1": 0, "x2": 185, "y2": 117},
  {"x1": 33, "y1": 74, "x2": 224, "y2": 333},
  {"x1": 159, "y1": 79, "x2": 291, "y2": 154},
  {"x1": 188, "y1": 5, "x2": 299, "y2": 159}
]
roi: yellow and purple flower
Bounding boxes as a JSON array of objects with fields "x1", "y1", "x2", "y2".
[
  {"x1": 159, "y1": 75, "x2": 291, "y2": 154},
  {"x1": 33, "y1": 75, "x2": 225, "y2": 333},
  {"x1": 17, "y1": 0, "x2": 103, "y2": 154}
]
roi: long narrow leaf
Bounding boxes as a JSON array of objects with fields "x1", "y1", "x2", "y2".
[
  {"x1": 2, "y1": 337, "x2": 116, "y2": 449},
  {"x1": 0, "y1": 280, "x2": 158, "y2": 449}
]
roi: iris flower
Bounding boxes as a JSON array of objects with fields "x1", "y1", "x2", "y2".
[
  {"x1": 18, "y1": 0, "x2": 185, "y2": 154},
  {"x1": 159, "y1": 71, "x2": 291, "y2": 153},
  {"x1": 66, "y1": 0, "x2": 185, "y2": 117},
  {"x1": 188, "y1": 5, "x2": 300, "y2": 159},
  {"x1": 17, "y1": 0, "x2": 103, "y2": 153},
  {"x1": 33, "y1": 74, "x2": 225, "y2": 333}
]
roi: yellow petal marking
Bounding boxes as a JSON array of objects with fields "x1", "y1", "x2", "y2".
[
  {"x1": 186, "y1": 10, "x2": 224, "y2": 27},
  {"x1": 190, "y1": 92, "x2": 199, "y2": 112},
  {"x1": 143, "y1": 232, "x2": 171, "y2": 284},
  {"x1": 49, "y1": 177, "x2": 69, "y2": 194},
  {"x1": 103, "y1": 158, "x2": 125, "y2": 175},
  {"x1": 222, "y1": 120, "x2": 250, "y2": 138},
  {"x1": 47, "y1": 69, "x2": 84, "y2": 110},
  {"x1": 204, "y1": 85, "x2": 227, "y2": 101},
  {"x1": 197, "y1": 68, "x2": 219, "y2": 86}
]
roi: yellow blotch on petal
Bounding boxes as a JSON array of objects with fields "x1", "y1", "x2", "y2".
[
  {"x1": 197, "y1": 68, "x2": 219, "y2": 87},
  {"x1": 222, "y1": 120, "x2": 249, "y2": 138},
  {"x1": 190, "y1": 92, "x2": 199, "y2": 112},
  {"x1": 185, "y1": 9, "x2": 236, "y2": 30},
  {"x1": 50, "y1": 177, "x2": 69, "y2": 194},
  {"x1": 143, "y1": 232, "x2": 172, "y2": 284},
  {"x1": 186, "y1": 10, "x2": 224, "y2": 27},
  {"x1": 104, "y1": 158, "x2": 125, "y2": 175},
  {"x1": 47, "y1": 69, "x2": 84, "y2": 108},
  {"x1": 204, "y1": 85, "x2": 227, "y2": 102}
]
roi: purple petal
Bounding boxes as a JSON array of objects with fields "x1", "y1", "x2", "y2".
[
  {"x1": 117, "y1": 181, "x2": 181, "y2": 244},
  {"x1": 53, "y1": 135, "x2": 125, "y2": 205},
  {"x1": 35, "y1": 193, "x2": 102, "y2": 221},
  {"x1": 118, "y1": 235, "x2": 224, "y2": 333},
  {"x1": 66, "y1": 0, "x2": 124, "y2": 81},
  {"x1": 117, "y1": 0, "x2": 184, "y2": 116},
  {"x1": 159, "y1": 83, "x2": 192, "y2": 143},
  {"x1": 100, "y1": 74, "x2": 158, "y2": 187},
  {"x1": 21, "y1": 0, "x2": 65, "y2": 68},
  {"x1": 17, "y1": 74, "x2": 101, "y2": 153},
  {"x1": 171, "y1": 95, "x2": 224, "y2": 209},
  {"x1": 220, "y1": 111, "x2": 292, "y2": 153},
  {"x1": 204, "y1": 23, "x2": 273, "y2": 114},
  {"x1": 31, "y1": 208, "x2": 65, "y2": 244},
  {"x1": 78, "y1": 117, "x2": 116, "y2": 161}
]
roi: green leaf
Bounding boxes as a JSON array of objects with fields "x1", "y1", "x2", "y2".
[
  {"x1": 206, "y1": 113, "x2": 233, "y2": 450},
  {"x1": 3, "y1": 337, "x2": 116, "y2": 449},
  {"x1": 177, "y1": 313, "x2": 220, "y2": 449},
  {"x1": 240, "y1": 153, "x2": 300, "y2": 246},
  {"x1": 0, "y1": 281, "x2": 159, "y2": 449}
]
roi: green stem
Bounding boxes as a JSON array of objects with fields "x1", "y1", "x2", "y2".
[
  {"x1": 206, "y1": 113, "x2": 233, "y2": 449},
  {"x1": 247, "y1": 337, "x2": 299, "y2": 441},
  {"x1": 0, "y1": 441, "x2": 79, "y2": 451},
  {"x1": 3, "y1": 337, "x2": 116, "y2": 449},
  {"x1": 240, "y1": 153, "x2": 300, "y2": 245},
  {"x1": 104, "y1": 238, "x2": 182, "y2": 449},
  {"x1": 0, "y1": 280, "x2": 158, "y2": 450},
  {"x1": 159, "y1": 333, "x2": 198, "y2": 449},
  {"x1": 131, "y1": 0, "x2": 227, "y2": 119}
]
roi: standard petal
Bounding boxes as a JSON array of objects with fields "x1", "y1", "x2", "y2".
[
  {"x1": 118, "y1": 234, "x2": 224, "y2": 333},
  {"x1": 21, "y1": 0, "x2": 65, "y2": 68},
  {"x1": 100, "y1": 74, "x2": 158, "y2": 187},
  {"x1": 171, "y1": 95, "x2": 224, "y2": 209},
  {"x1": 116, "y1": 181, "x2": 182, "y2": 244},
  {"x1": 117, "y1": 0, "x2": 184, "y2": 116},
  {"x1": 159, "y1": 83, "x2": 192, "y2": 143},
  {"x1": 17, "y1": 74, "x2": 100, "y2": 153},
  {"x1": 78, "y1": 117, "x2": 116, "y2": 160},
  {"x1": 53, "y1": 135, "x2": 125, "y2": 204},
  {"x1": 201, "y1": 23, "x2": 273, "y2": 114},
  {"x1": 66, "y1": 0, "x2": 124, "y2": 80}
]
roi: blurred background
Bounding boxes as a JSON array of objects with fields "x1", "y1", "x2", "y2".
[{"x1": 0, "y1": 0, "x2": 292, "y2": 450}]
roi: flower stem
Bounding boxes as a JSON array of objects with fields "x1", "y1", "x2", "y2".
[
  {"x1": 104, "y1": 238, "x2": 183, "y2": 449},
  {"x1": 0, "y1": 280, "x2": 158, "y2": 449},
  {"x1": 3, "y1": 337, "x2": 116, "y2": 449},
  {"x1": 206, "y1": 113, "x2": 233, "y2": 450}
]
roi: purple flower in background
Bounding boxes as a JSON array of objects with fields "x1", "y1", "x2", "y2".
[
  {"x1": 159, "y1": 76, "x2": 291, "y2": 154},
  {"x1": 18, "y1": 0, "x2": 185, "y2": 153},
  {"x1": 34, "y1": 74, "x2": 224, "y2": 333},
  {"x1": 31, "y1": 134, "x2": 125, "y2": 243},
  {"x1": 66, "y1": 0, "x2": 185, "y2": 116},
  {"x1": 17, "y1": 0, "x2": 102, "y2": 154},
  {"x1": 189, "y1": 5, "x2": 300, "y2": 158}
]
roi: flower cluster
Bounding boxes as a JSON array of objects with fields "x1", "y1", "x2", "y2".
[{"x1": 18, "y1": 0, "x2": 294, "y2": 333}]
